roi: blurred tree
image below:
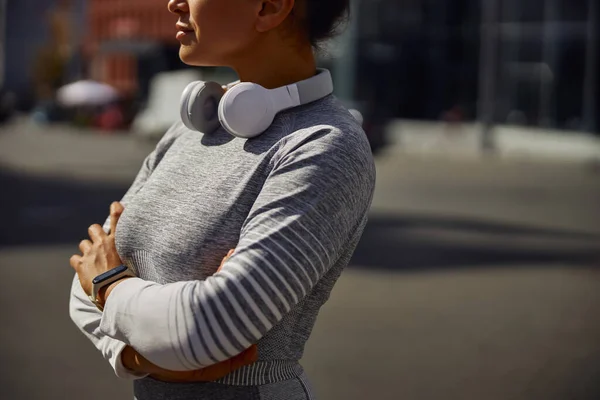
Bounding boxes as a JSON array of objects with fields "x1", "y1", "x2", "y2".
[{"x1": 32, "y1": 0, "x2": 74, "y2": 102}]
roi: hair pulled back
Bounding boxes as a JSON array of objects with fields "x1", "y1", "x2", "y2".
[{"x1": 299, "y1": 0, "x2": 351, "y2": 47}]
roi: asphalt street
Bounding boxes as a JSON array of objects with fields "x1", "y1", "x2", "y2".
[{"x1": 0, "y1": 122, "x2": 599, "y2": 400}]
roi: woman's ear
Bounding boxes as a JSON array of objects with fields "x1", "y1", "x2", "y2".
[{"x1": 255, "y1": 0, "x2": 296, "y2": 33}]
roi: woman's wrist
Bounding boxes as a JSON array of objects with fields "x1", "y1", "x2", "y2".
[{"x1": 97, "y1": 277, "x2": 133, "y2": 308}]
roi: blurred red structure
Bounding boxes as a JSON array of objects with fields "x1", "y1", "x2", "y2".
[{"x1": 87, "y1": 0, "x2": 177, "y2": 96}]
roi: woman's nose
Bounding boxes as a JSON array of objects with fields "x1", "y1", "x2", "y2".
[{"x1": 168, "y1": 0, "x2": 189, "y2": 15}]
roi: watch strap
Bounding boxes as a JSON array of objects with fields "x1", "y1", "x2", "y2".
[{"x1": 90, "y1": 265, "x2": 136, "y2": 311}]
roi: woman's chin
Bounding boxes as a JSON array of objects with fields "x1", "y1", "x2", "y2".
[
  {"x1": 179, "y1": 48, "x2": 220, "y2": 67},
  {"x1": 178, "y1": 47, "x2": 197, "y2": 64}
]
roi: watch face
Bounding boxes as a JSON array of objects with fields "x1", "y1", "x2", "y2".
[{"x1": 92, "y1": 265, "x2": 129, "y2": 285}]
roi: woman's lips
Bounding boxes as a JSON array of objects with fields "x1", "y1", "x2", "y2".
[
  {"x1": 176, "y1": 30, "x2": 194, "y2": 40},
  {"x1": 176, "y1": 24, "x2": 194, "y2": 41}
]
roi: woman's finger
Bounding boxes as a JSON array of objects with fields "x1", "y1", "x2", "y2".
[
  {"x1": 79, "y1": 239, "x2": 92, "y2": 254},
  {"x1": 217, "y1": 249, "x2": 235, "y2": 273},
  {"x1": 109, "y1": 202, "x2": 125, "y2": 235},
  {"x1": 88, "y1": 224, "x2": 105, "y2": 242},
  {"x1": 69, "y1": 254, "x2": 82, "y2": 270}
]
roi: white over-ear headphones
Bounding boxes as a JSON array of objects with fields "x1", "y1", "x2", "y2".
[{"x1": 180, "y1": 68, "x2": 334, "y2": 138}]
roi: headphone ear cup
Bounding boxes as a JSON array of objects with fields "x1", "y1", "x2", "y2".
[
  {"x1": 180, "y1": 81, "x2": 201, "y2": 131},
  {"x1": 218, "y1": 83, "x2": 276, "y2": 138},
  {"x1": 181, "y1": 81, "x2": 225, "y2": 133}
]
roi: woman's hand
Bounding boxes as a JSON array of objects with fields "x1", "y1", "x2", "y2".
[
  {"x1": 70, "y1": 202, "x2": 125, "y2": 298},
  {"x1": 122, "y1": 249, "x2": 259, "y2": 382},
  {"x1": 122, "y1": 341, "x2": 258, "y2": 383}
]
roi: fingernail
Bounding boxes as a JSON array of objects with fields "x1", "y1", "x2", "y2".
[{"x1": 111, "y1": 202, "x2": 121, "y2": 214}]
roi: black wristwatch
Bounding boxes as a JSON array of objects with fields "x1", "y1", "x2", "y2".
[{"x1": 89, "y1": 265, "x2": 136, "y2": 311}]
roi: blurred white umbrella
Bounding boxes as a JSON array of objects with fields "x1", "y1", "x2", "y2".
[
  {"x1": 132, "y1": 69, "x2": 202, "y2": 138},
  {"x1": 57, "y1": 80, "x2": 119, "y2": 107}
]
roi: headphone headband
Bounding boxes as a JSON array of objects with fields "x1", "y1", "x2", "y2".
[
  {"x1": 294, "y1": 68, "x2": 334, "y2": 105},
  {"x1": 181, "y1": 68, "x2": 334, "y2": 138}
]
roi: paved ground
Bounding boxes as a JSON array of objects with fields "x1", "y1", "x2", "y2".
[{"x1": 1, "y1": 123, "x2": 599, "y2": 400}]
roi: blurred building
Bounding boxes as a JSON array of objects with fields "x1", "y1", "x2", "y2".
[
  {"x1": 350, "y1": 0, "x2": 598, "y2": 134},
  {"x1": 2, "y1": 0, "x2": 597, "y2": 135},
  {"x1": 0, "y1": 0, "x2": 183, "y2": 108},
  {"x1": 86, "y1": 0, "x2": 187, "y2": 102},
  {"x1": 0, "y1": 0, "x2": 6, "y2": 89},
  {"x1": 3, "y1": 0, "x2": 86, "y2": 109}
]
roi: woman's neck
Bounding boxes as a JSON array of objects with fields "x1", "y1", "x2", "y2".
[{"x1": 231, "y1": 40, "x2": 317, "y2": 89}]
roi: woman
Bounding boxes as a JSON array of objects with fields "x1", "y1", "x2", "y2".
[{"x1": 69, "y1": 0, "x2": 376, "y2": 399}]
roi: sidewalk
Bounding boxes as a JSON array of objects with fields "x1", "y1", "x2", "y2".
[
  {"x1": 0, "y1": 119, "x2": 155, "y2": 184},
  {"x1": 2, "y1": 118, "x2": 600, "y2": 186},
  {"x1": 386, "y1": 120, "x2": 600, "y2": 164}
]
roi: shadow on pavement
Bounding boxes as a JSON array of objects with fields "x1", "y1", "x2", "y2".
[
  {"x1": 0, "y1": 168, "x2": 129, "y2": 247},
  {"x1": 2, "y1": 167, "x2": 599, "y2": 271},
  {"x1": 351, "y1": 214, "x2": 600, "y2": 271}
]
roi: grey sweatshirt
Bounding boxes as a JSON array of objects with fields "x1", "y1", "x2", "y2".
[{"x1": 69, "y1": 95, "x2": 376, "y2": 399}]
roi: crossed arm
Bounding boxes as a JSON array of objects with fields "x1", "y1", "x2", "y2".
[
  {"x1": 69, "y1": 197, "x2": 257, "y2": 381},
  {"x1": 69, "y1": 125, "x2": 375, "y2": 378}
]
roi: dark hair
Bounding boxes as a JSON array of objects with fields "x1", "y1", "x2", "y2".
[{"x1": 301, "y1": 0, "x2": 351, "y2": 48}]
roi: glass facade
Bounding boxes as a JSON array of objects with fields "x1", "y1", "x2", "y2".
[{"x1": 331, "y1": 0, "x2": 598, "y2": 134}]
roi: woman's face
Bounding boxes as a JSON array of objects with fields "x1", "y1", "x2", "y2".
[{"x1": 168, "y1": 0, "x2": 261, "y2": 66}]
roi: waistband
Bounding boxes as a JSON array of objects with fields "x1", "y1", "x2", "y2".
[{"x1": 216, "y1": 360, "x2": 304, "y2": 386}]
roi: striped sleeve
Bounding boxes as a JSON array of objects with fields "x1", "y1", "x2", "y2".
[{"x1": 99, "y1": 127, "x2": 376, "y2": 371}]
